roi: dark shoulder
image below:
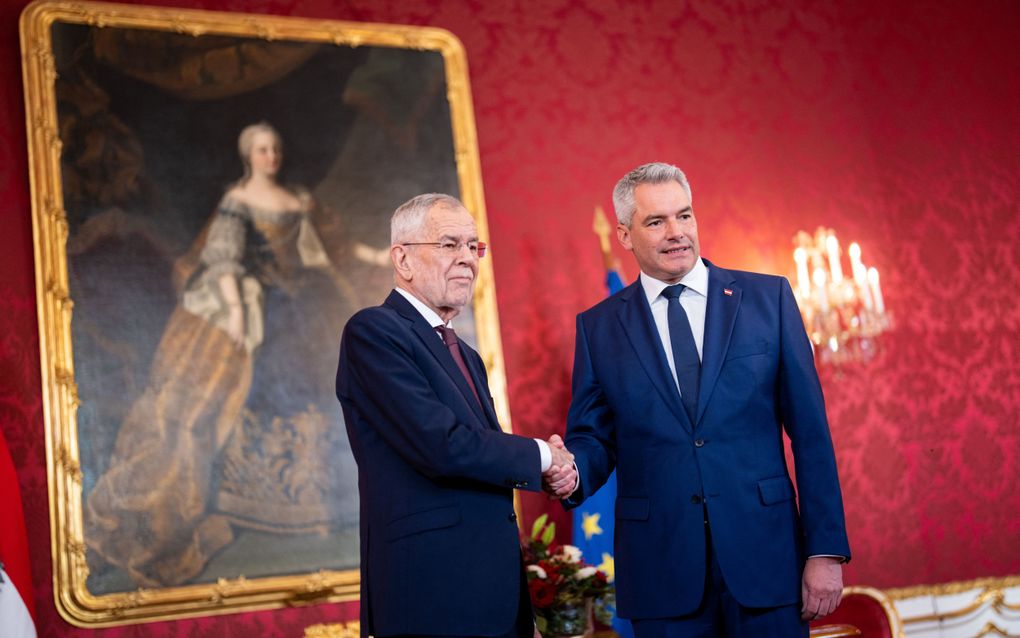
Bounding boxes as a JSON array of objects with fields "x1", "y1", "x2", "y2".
[
  {"x1": 345, "y1": 303, "x2": 402, "y2": 333},
  {"x1": 725, "y1": 268, "x2": 787, "y2": 288},
  {"x1": 341, "y1": 302, "x2": 421, "y2": 363},
  {"x1": 705, "y1": 258, "x2": 786, "y2": 287},
  {"x1": 710, "y1": 265, "x2": 791, "y2": 306},
  {"x1": 578, "y1": 281, "x2": 636, "y2": 320}
]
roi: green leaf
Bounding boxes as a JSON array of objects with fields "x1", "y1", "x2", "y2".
[
  {"x1": 531, "y1": 513, "x2": 548, "y2": 540},
  {"x1": 541, "y1": 521, "x2": 556, "y2": 546}
]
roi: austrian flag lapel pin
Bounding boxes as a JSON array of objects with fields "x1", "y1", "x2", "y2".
[{"x1": 723, "y1": 288, "x2": 733, "y2": 296}]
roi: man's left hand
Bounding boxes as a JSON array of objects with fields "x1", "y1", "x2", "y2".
[{"x1": 801, "y1": 556, "x2": 843, "y2": 620}]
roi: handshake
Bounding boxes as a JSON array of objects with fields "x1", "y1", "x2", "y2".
[{"x1": 541, "y1": 434, "x2": 577, "y2": 500}]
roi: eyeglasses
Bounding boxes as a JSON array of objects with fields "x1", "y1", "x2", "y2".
[{"x1": 401, "y1": 240, "x2": 487, "y2": 258}]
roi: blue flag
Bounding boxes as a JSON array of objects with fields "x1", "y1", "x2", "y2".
[{"x1": 572, "y1": 270, "x2": 633, "y2": 637}]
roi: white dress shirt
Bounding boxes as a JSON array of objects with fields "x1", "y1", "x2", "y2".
[
  {"x1": 393, "y1": 287, "x2": 552, "y2": 471},
  {"x1": 639, "y1": 257, "x2": 709, "y2": 397}
]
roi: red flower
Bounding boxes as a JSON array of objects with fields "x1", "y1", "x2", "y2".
[
  {"x1": 529, "y1": 579, "x2": 557, "y2": 608},
  {"x1": 538, "y1": 559, "x2": 561, "y2": 582}
]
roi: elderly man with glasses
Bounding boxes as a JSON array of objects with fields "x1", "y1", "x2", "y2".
[{"x1": 336, "y1": 193, "x2": 573, "y2": 638}]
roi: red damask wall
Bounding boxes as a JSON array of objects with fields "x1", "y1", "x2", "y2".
[{"x1": 1, "y1": 0, "x2": 1017, "y2": 635}]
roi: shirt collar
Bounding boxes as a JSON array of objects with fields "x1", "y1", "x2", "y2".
[
  {"x1": 394, "y1": 287, "x2": 447, "y2": 328},
  {"x1": 639, "y1": 257, "x2": 709, "y2": 304}
]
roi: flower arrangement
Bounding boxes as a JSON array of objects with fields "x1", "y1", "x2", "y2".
[{"x1": 523, "y1": 514, "x2": 615, "y2": 637}]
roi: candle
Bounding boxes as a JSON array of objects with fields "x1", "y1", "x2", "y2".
[
  {"x1": 826, "y1": 233, "x2": 843, "y2": 283},
  {"x1": 846, "y1": 242, "x2": 872, "y2": 309},
  {"x1": 848, "y1": 243, "x2": 863, "y2": 279},
  {"x1": 813, "y1": 267, "x2": 829, "y2": 313},
  {"x1": 794, "y1": 247, "x2": 810, "y2": 297},
  {"x1": 868, "y1": 267, "x2": 885, "y2": 314},
  {"x1": 858, "y1": 274, "x2": 873, "y2": 310}
]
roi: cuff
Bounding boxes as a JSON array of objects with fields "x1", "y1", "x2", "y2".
[{"x1": 535, "y1": 439, "x2": 551, "y2": 472}]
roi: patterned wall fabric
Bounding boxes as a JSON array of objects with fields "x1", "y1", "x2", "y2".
[{"x1": 1, "y1": 0, "x2": 1017, "y2": 634}]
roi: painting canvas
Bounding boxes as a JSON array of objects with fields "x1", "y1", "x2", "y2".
[{"x1": 20, "y1": 0, "x2": 507, "y2": 626}]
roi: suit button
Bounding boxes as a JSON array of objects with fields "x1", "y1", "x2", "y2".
[
  {"x1": 694, "y1": 439, "x2": 705, "y2": 448},
  {"x1": 509, "y1": 512, "x2": 517, "y2": 522},
  {"x1": 691, "y1": 495, "x2": 702, "y2": 504}
]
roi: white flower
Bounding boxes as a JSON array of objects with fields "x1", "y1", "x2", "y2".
[
  {"x1": 558, "y1": 544, "x2": 582, "y2": 563},
  {"x1": 574, "y1": 566, "x2": 597, "y2": 580},
  {"x1": 527, "y1": 564, "x2": 547, "y2": 579}
]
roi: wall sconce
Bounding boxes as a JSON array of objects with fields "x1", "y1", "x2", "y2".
[{"x1": 792, "y1": 228, "x2": 891, "y2": 364}]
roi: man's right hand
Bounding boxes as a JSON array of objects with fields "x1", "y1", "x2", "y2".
[{"x1": 542, "y1": 434, "x2": 577, "y2": 499}]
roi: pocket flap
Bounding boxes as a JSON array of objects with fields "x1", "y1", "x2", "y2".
[
  {"x1": 758, "y1": 476, "x2": 795, "y2": 505},
  {"x1": 615, "y1": 496, "x2": 650, "y2": 521},
  {"x1": 386, "y1": 505, "x2": 461, "y2": 541},
  {"x1": 725, "y1": 340, "x2": 769, "y2": 361}
]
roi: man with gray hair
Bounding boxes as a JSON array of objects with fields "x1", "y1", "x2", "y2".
[
  {"x1": 559, "y1": 163, "x2": 850, "y2": 637},
  {"x1": 337, "y1": 193, "x2": 574, "y2": 638}
]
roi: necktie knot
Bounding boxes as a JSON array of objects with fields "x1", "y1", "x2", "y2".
[
  {"x1": 661, "y1": 284, "x2": 686, "y2": 301},
  {"x1": 435, "y1": 325, "x2": 458, "y2": 347}
]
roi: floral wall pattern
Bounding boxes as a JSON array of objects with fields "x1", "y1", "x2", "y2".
[{"x1": 1, "y1": 0, "x2": 1017, "y2": 635}]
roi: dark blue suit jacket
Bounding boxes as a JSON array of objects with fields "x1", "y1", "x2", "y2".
[
  {"x1": 564, "y1": 259, "x2": 850, "y2": 619},
  {"x1": 337, "y1": 290, "x2": 541, "y2": 637}
]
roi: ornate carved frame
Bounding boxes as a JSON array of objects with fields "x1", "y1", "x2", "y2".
[
  {"x1": 887, "y1": 575, "x2": 1020, "y2": 637},
  {"x1": 20, "y1": 0, "x2": 509, "y2": 626}
]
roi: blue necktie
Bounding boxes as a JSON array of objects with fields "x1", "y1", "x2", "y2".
[{"x1": 661, "y1": 285, "x2": 701, "y2": 425}]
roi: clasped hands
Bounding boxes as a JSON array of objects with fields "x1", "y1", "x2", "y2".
[{"x1": 541, "y1": 434, "x2": 577, "y2": 500}]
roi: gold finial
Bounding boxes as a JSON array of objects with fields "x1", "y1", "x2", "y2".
[
  {"x1": 592, "y1": 205, "x2": 611, "y2": 251},
  {"x1": 592, "y1": 205, "x2": 618, "y2": 272}
]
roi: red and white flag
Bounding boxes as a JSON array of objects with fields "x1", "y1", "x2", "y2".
[{"x1": 1, "y1": 427, "x2": 37, "y2": 638}]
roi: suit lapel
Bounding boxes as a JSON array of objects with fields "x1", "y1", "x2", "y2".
[
  {"x1": 460, "y1": 345, "x2": 501, "y2": 430},
  {"x1": 616, "y1": 281, "x2": 693, "y2": 434},
  {"x1": 385, "y1": 291, "x2": 490, "y2": 425},
  {"x1": 696, "y1": 260, "x2": 740, "y2": 426}
]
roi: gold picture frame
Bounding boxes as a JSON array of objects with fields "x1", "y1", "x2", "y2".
[{"x1": 20, "y1": 0, "x2": 510, "y2": 626}]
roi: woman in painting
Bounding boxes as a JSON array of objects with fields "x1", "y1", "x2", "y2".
[{"x1": 85, "y1": 122, "x2": 360, "y2": 588}]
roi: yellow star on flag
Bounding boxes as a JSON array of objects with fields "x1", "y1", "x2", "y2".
[
  {"x1": 581, "y1": 512, "x2": 603, "y2": 540},
  {"x1": 598, "y1": 552, "x2": 615, "y2": 583}
]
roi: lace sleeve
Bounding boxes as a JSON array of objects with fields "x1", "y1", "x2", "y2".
[{"x1": 199, "y1": 196, "x2": 247, "y2": 280}]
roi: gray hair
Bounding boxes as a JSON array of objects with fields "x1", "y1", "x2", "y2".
[
  {"x1": 237, "y1": 121, "x2": 282, "y2": 183},
  {"x1": 390, "y1": 193, "x2": 466, "y2": 244},
  {"x1": 612, "y1": 162, "x2": 692, "y2": 227}
]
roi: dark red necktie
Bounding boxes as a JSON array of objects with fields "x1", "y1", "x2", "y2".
[{"x1": 435, "y1": 326, "x2": 482, "y2": 406}]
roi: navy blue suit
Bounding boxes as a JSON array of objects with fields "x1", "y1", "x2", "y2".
[
  {"x1": 564, "y1": 260, "x2": 850, "y2": 621},
  {"x1": 337, "y1": 290, "x2": 541, "y2": 637}
]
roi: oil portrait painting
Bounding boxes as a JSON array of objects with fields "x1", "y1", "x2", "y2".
[{"x1": 21, "y1": 0, "x2": 501, "y2": 625}]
